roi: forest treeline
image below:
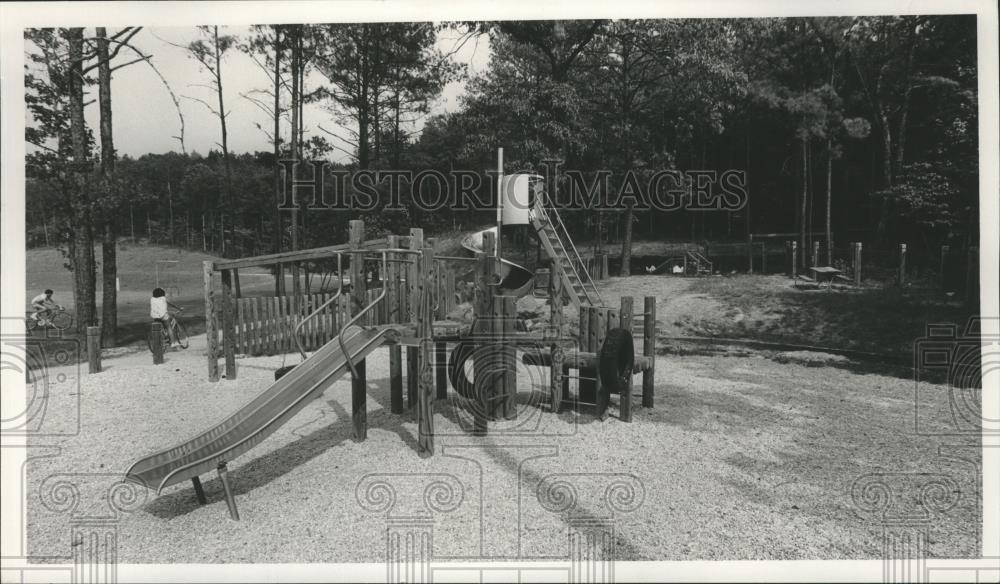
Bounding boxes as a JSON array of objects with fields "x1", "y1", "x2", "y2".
[{"x1": 24, "y1": 18, "x2": 979, "y2": 342}]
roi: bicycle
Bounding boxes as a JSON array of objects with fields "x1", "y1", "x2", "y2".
[
  {"x1": 148, "y1": 308, "x2": 189, "y2": 352},
  {"x1": 26, "y1": 306, "x2": 73, "y2": 332}
]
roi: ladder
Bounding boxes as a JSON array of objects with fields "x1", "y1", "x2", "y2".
[
  {"x1": 530, "y1": 194, "x2": 602, "y2": 307},
  {"x1": 686, "y1": 251, "x2": 713, "y2": 275}
]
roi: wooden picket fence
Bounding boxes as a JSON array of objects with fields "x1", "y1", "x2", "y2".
[{"x1": 224, "y1": 287, "x2": 400, "y2": 357}]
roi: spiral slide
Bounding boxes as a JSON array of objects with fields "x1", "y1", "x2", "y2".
[
  {"x1": 124, "y1": 325, "x2": 393, "y2": 494},
  {"x1": 461, "y1": 226, "x2": 535, "y2": 298}
]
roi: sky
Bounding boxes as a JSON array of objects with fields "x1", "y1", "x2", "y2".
[{"x1": 42, "y1": 25, "x2": 492, "y2": 162}]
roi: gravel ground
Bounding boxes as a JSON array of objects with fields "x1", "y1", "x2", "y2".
[{"x1": 24, "y1": 327, "x2": 980, "y2": 563}]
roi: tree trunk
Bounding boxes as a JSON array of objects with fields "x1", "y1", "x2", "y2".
[
  {"x1": 41, "y1": 206, "x2": 50, "y2": 246},
  {"x1": 167, "y1": 175, "x2": 175, "y2": 246},
  {"x1": 800, "y1": 136, "x2": 808, "y2": 269},
  {"x1": 96, "y1": 28, "x2": 118, "y2": 347},
  {"x1": 272, "y1": 25, "x2": 283, "y2": 255},
  {"x1": 825, "y1": 138, "x2": 833, "y2": 265},
  {"x1": 289, "y1": 25, "x2": 300, "y2": 252},
  {"x1": 214, "y1": 26, "x2": 234, "y2": 259},
  {"x1": 620, "y1": 203, "x2": 634, "y2": 277},
  {"x1": 67, "y1": 28, "x2": 97, "y2": 333},
  {"x1": 874, "y1": 114, "x2": 893, "y2": 241},
  {"x1": 272, "y1": 26, "x2": 285, "y2": 296},
  {"x1": 289, "y1": 25, "x2": 301, "y2": 301},
  {"x1": 617, "y1": 44, "x2": 633, "y2": 277}
]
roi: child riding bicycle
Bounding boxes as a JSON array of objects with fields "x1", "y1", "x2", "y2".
[
  {"x1": 31, "y1": 289, "x2": 62, "y2": 325},
  {"x1": 150, "y1": 287, "x2": 183, "y2": 347}
]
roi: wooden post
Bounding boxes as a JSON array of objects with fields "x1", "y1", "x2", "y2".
[
  {"x1": 86, "y1": 326, "x2": 101, "y2": 373},
  {"x1": 204, "y1": 261, "x2": 219, "y2": 381},
  {"x1": 591, "y1": 306, "x2": 608, "y2": 417},
  {"x1": 790, "y1": 241, "x2": 798, "y2": 280},
  {"x1": 747, "y1": 234, "x2": 754, "y2": 274},
  {"x1": 427, "y1": 237, "x2": 439, "y2": 320},
  {"x1": 407, "y1": 341, "x2": 418, "y2": 410},
  {"x1": 407, "y1": 228, "x2": 423, "y2": 410},
  {"x1": 472, "y1": 231, "x2": 497, "y2": 435},
  {"x1": 435, "y1": 341, "x2": 447, "y2": 400},
  {"x1": 601, "y1": 253, "x2": 609, "y2": 280},
  {"x1": 642, "y1": 296, "x2": 656, "y2": 409},
  {"x1": 940, "y1": 245, "x2": 950, "y2": 290},
  {"x1": 220, "y1": 269, "x2": 236, "y2": 379},
  {"x1": 760, "y1": 242, "x2": 767, "y2": 273},
  {"x1": 445, "y1": 270, "x2": 456, "y2": 315},
  {"x1": 275, "y1": 263, "x2": 285, "y2": 296},
  {"x1": 812, "y1": 241, "x2": 820, "y2": 268},
  {"x1": 578, "y1": 305, "x2": 593, "y2": 400},
  {"x1": 348, "y1": 219, "x2": 367, "y2": 441},
  {"x1": 853, "y1": 242, "x2": 863, "y2": 286},
  {"x1": 548, "y1": 259, "x2": 565, "y2": 413},
  {"x1": 151, "y1": 322, "x2": 164, "y2": 365},
  {"x1": 496, "y1": 295, "x2": 517, "y2": 420},
  {"x1": 191, "y1": 476, "x2": 207, "y2": 505},
  {"x1": 386, "y1": 235, "x2": 403, "y2": 415},
  {"x1": 217, "y1": 462, "x2": 239, "y2": 521},
  {"x1": 898, "y1": 243, "x2": 907, "y2": 286},
  {"x1": 417, "y1": 246, "x2": 435, "y2": 456},
  {"x1": 619, "y1": 297, "x2": 634, "y2": 422}
]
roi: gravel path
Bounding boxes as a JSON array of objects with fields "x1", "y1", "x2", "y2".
[{"x1": 24, "y1": 330, "x2": 979, "y2": 563}]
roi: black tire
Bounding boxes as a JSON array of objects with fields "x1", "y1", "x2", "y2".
[
  {"x1": 599, "y1": 328, "x2": 634, "y2": 396},
  {"x1": 50, "y1": 311, "x2": 73, "y2": 331},
  {"x1": 26, "y1": 317, "x2": 38, "y2": 332},
  {"x1": 447, "y1": 342, "x2": 476, "y2": 399},
  {"x1": 174, "y1": 320, "x2": 189, "y2": 349}
]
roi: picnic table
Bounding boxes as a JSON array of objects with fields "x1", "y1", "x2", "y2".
[{"x1": 809, "y1": 266, "x2": 843, "y2": 288}]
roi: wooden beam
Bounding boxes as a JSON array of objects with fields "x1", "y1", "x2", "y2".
[
  {"x1": 619, "y1": 296, "x2": 634, "y2": 422},
  {"x1": 417, "y1": 245, "x2": 435, "y2": 456},
  {"x1": 642, "y1": 296, "x2": 656, "y2": 408},
  {"x1": 221, "y1": 269, "x2": 236, "y2": 379},
  {"x1": 203, "y1": 261, "x2": 219, "y2": 381},
  {"x1": 407, "y1": 228, "x2": 423, "y2": 411},
  {"x1": 387, "y1": 235, "x2": 403, "y2": 414},
  {"x1": 349, "y1": 220, "x2": 367, "y2": 441},
  {"x1": 213, "y1": 238, "x2": 389, "y2": 270},
  {"x1": 548, "y1": 258, "x2": 564, "y2": 413},
  {"x1": 522, "y1": 349, "x2": 653, "y2": 372}
]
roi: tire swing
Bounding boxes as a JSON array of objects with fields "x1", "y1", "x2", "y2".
[{"x1": 596, "y1": 328, "x2": 635, "y2": 420}]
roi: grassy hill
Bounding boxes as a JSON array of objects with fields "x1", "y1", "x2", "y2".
[{"x1": 27, "y1": 244, "x2": 224, "y2": 345}]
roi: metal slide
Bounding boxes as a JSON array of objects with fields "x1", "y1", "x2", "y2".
[
  {"x1": 461, "y1": 226, "x2": 535, "y2": 298},
  {"x1": 124, "y1": 325, "x2": 392, "y2": 494}
]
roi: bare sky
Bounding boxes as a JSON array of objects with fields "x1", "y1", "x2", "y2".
[{"x1": 57, "y1": 25, "x2": 492, "y2": 162}]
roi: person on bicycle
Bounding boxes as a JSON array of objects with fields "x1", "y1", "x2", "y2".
[
  {"x1": 30, "y1": 289, "x2": 61, "y2": 324},
  {"x1": 150, "y1": 287, "x2": 182, "y2": 346}
]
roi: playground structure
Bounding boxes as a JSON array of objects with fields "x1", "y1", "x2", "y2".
[{"x1": 123, "y1": 153, "x2": 657, "y2": 520}]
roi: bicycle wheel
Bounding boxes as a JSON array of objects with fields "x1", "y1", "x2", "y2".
[
  {"x1": 50, "y1": 311, "x2": 73, "y2": 331},
  {"x1": 174, "y1": 320, "x2": 189, "y2": 349},
  {"x1": 26, "y1": 317, "x2": 38, "y2": 332}
]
